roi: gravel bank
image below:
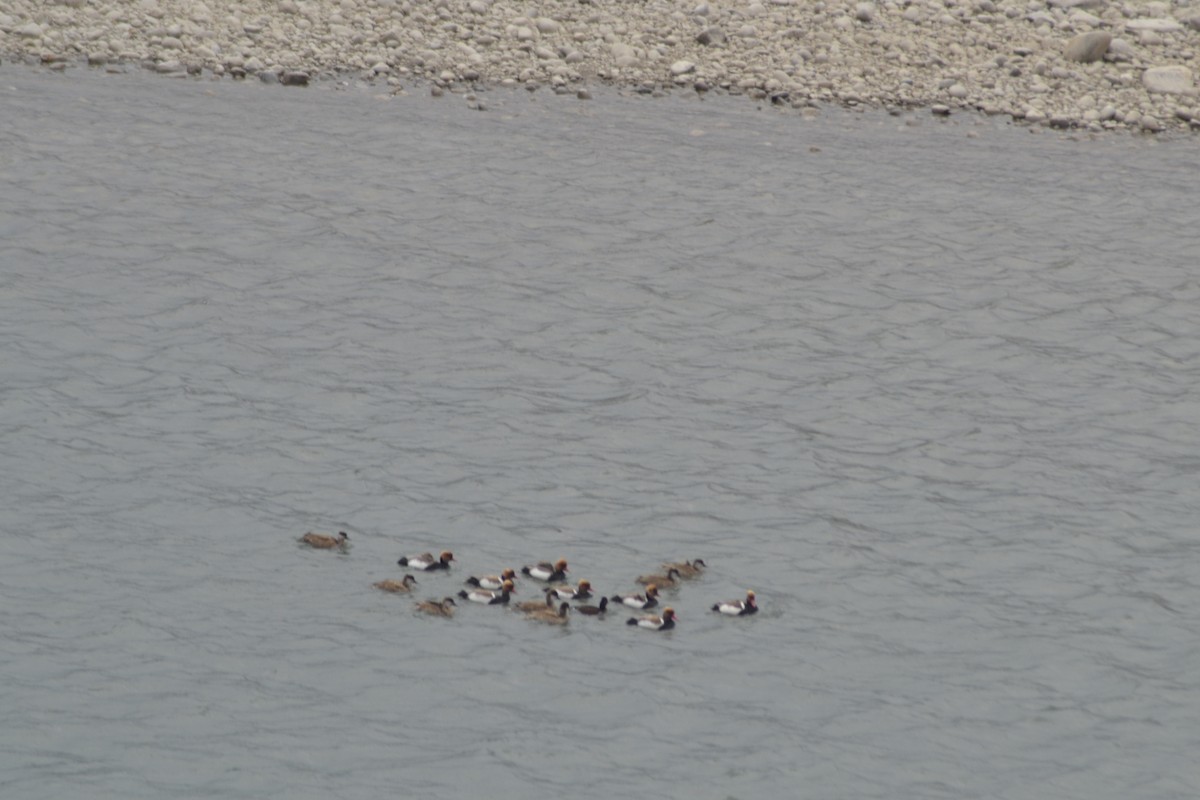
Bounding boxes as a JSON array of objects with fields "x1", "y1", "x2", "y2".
[{"x1": 4, "y1": 0, "x2": 1200, "y2": 132}]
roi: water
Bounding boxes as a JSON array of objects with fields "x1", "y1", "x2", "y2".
[{"x1": 1, "y1": 65, "x2": 1197, "y2": 800}]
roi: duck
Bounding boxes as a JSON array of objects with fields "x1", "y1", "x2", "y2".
[
  {"x1": 457, "y1": 579, "x2": 515, "y2": 605},
  {"x1": 627, "y1": 607, "x2": 678, "y2": 630},
  {"x1": 712, "y1": 590, "x2": 757, "y2": 616},
  {"x1": 611, "y1": 584, "x2": 660, "y2": 610},
  {"x1": 548, "y1": 579, "x2": 593, "y2": 601},
  {"x1": 464, "y1": 568, "x2": 517, "y2": 591},
  {"x1": 635, "y1": 567, "x2": 682, "y2": 587},
  {"x1": 662, "y1": 558, "x2": 706, "y2": 578},
  {"x1": 397, "y1": 551, "x2": 454, "y2": 571},
  {"x1": 521, "y1": 558, "x2": 569, "y2": 582},
  {"x1": 525, "y1": 601, "x2": 570, "y2": 625},
  {"x1": 373, "y1": 574, "x2": 418, "y2": 593},
  {"x1": 575, "y1": 596, "x2": 609, "y2": 616},
  {"x1": 299, "y1": 531, "x2": 349, "y2": 549},
  {"x1": 514, "y1": 590, "x2": 556, "y2": 613},
  {"x1": 416, "y1": 597, "x2": 457, "y2": 617}
]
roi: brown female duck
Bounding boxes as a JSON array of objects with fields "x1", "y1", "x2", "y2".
[
  {"x1": 525, "y1": 601, "x2": 570, "y2": 625},
  {"x1": 635, "y1": 568, "x2": 682, "y2": 587},
  {"x1": 662, "y1": 558, "x2": 706, "y2": 578},
  {"x1": 373, "y1": 574, "x2": 418, "y2": 593},
  {"x1": 299, "y1": 531, "x2": 349, "y2": 550},
  {"x1": 416, "y1": 597, "x2": 457, "y2": 617}
]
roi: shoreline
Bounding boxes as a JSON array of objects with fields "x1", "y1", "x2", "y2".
[{"x1": 4, "y1": 0, "x2": 1199, "y2": 133}]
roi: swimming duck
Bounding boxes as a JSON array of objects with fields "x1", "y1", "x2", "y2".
[
  {"x1": 397, "y1": 551, "x2": 454, "y2": 571},
  {"x1": 611, "y1": 584, "x2": 660, "y2": 610},
  {"x1": 525, "y1": 601, "x2": 570, "y2": 624},
  {"x1": 575, "y1": 596, "x2": 609, "y2": 616},
  {"x1": 458, "y1": 579, "x2": 515, "y2": 605},
  {"x1": 514, "y1": 590, "x2": 556, "y2": 613},
  {"x1": 521, "y1": 559, "x2": 569, "y2": 582},
  {"x1": 712, "y1": 590, "x2": 757, "y2": 616},
  {"x1": 627, "y1": 607, "x2": 677, "y2": 630},
  {"x1": 373, "y1": 574, "x2": 418, "y2": 593},
  {"x1": 464, "y1": 568, "x2": 517, "y2": 590},
  {"x1": 548, "y1": 579, "x2": 593, "y2": 601},
  {"x1": 300, "y1": 531, "x2": 349, "y2": 549},
  {"x1": 662, "y1": 558, "x2": 706, "y2": 578},
  {"x1": 416, "y1": 597, "x2": 457, "y2": 617},
  {"x1": 636, "y1": 568, "x2": 682, "y2": 587}
]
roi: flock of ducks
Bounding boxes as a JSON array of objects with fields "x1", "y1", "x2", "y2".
[{"x1": 298, "y1": 531, "x2": 759, "y2": 630}]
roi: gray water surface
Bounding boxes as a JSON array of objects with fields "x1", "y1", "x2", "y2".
[{"x1": 1, "y1": 66, "x2": 1198, "y2": 800}]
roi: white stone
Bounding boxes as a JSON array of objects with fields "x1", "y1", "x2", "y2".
[
  {"x1": 16, "y1": 23, "x2": 43, "y2": 37},
  {"x1": 1108, "y1": 38, "x2": 1136, "y2": 61},
  {"x1": 855, "y1": 3, "x2": 875, "y2": 23},
  {"x1": 670, "y1": 59, "x2": 696, "y2": 75},
  {"x1": 1125, "y1": 19, "x2": 1183, "y2": 33},
  {"x1": 1143, "y1": 66, "x2": 1195, "y2": 94}
]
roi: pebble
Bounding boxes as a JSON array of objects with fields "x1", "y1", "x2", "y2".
[
  {"x1": 4, "y1": 0, "x2": 1198, "y2": 134},
  {"x1": 1143, "y1": 66, "x2": 1195, "y2": 95}
]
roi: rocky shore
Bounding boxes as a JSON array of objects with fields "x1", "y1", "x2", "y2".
[{"x1": 4, "y1": 0, "x2": 1200, "y2": 132}]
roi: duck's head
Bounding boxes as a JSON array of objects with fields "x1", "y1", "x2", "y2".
[
  {"x1": 577, "y1": 579, "x2": 592, "y2": 591},
  {"x1": 554, "y1": 558, "x2": 569, "y2": 572},
  {"x1": 646, "y1": 584, "x2": 659, "y2": 597},
  {"x1": 442, "y1": 597, "x2": 457, "y2": 607},
  {"x1": 337, "y1": 531, "x2": 350, "y2": 542},
  {"x1": 663, "y1": 607, "x2": 677, "y2": 621},
  {"x1": 558, "y1": 602, "x2": 571, "y2": 615},
  {"x1": 501, "y1": 579, "x2": 515, "y2": 592},
  {"x1": 403, "y1": 574, "x2": 418, "y2": 585},
  {"x1": 440, "y1": 551, "x2": 455, "y2": 562},
  {"x1": 501, "y1": 568, "x2": 516, "y2": 579},
  {"x1": 692, "y1": 558, "x2": 706, "y2": 568}
]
